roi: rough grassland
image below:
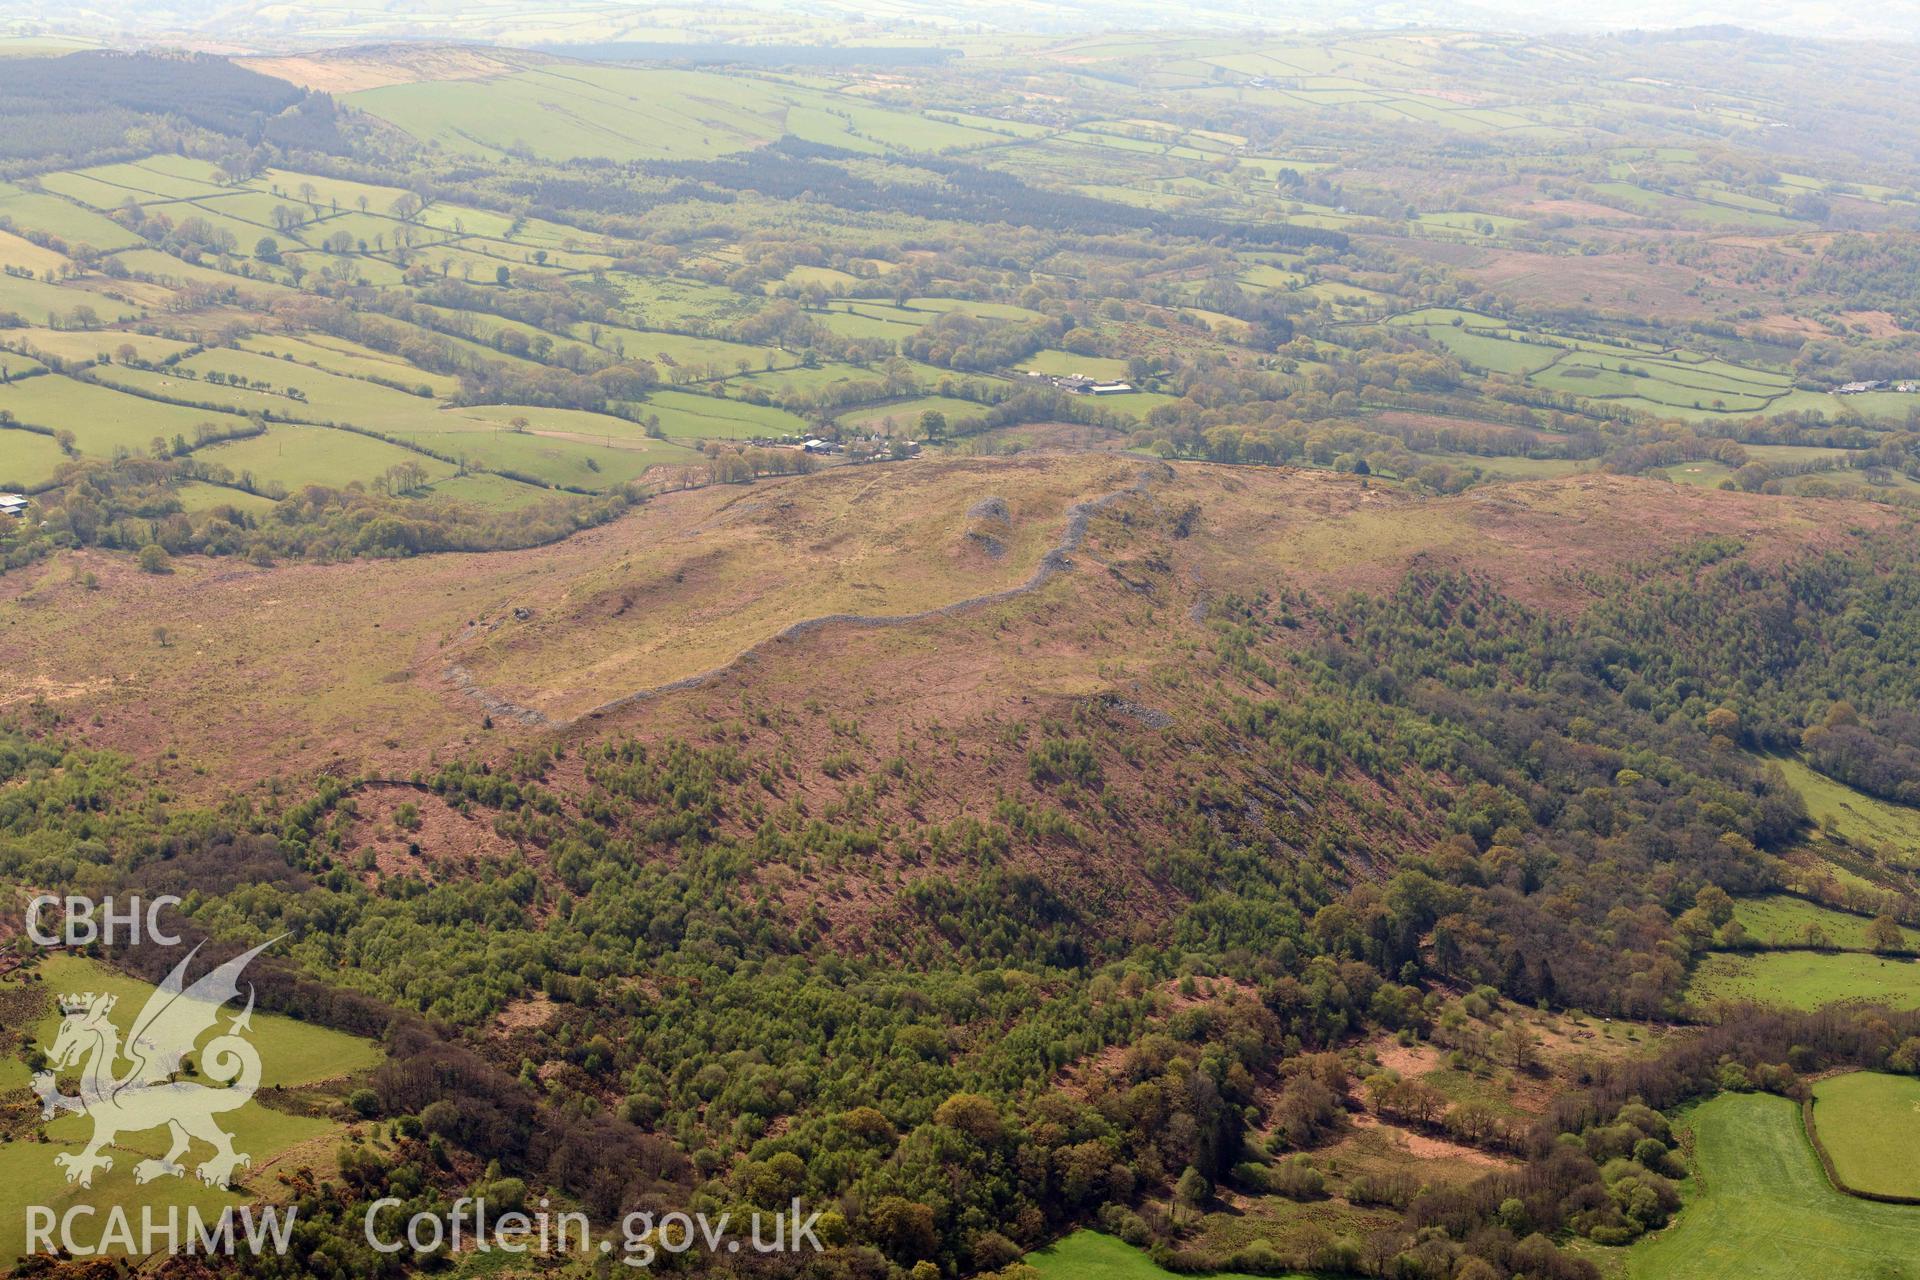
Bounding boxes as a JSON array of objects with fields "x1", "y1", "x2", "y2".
[
  {"x1": 1730, "y1": 894, "x2": 1920, "y2": 950},
  {"x1": 1685, "y1": 950, "x2": 1920, "y2": 1010},
  {"x1": 443, "y1": 452, "x2": 1134, "y2": 721},
  {"x1": 1809, "y1": 1072, "x2": 1920, "y2": 1199},
  {"x1": 0, "y1": 453, "x2": 1129, "y2": 781},
  {"x1": 1163, "y1": 469, "x2": 1893, "y2": 615},
  {"x1": 1628, "y1": 1093, "x2": 1920, "y2": 1280},
  {"x1": 1774, "y1": 753, "x2": 1920, "y2": 864}
]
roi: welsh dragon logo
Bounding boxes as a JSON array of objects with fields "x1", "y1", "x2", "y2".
[{"x1": 31, "y1": 939, "x2": 279, "y2": 1190}]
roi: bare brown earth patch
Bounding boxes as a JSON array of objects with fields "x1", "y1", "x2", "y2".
[
  {"x1": 493, "y1": 993, "x2": 560, "y2": 1034},
  {"x1": 342, "y1": 785, "x2": 538, "y2": 890},
  {"x1": 1521, "y1": 198, "x2": 1645, "y2": 222},
  {"x1": 1347, "y1": 1111, "x2": 1517, "y2": 1169},
  {"x1": 1751, "y1": 313, "x2": 1835, "y2": 340},
  {"x1": 1461, "y1": 247, "x2": 1724, "y2": 315},
  {"x1": 1836, "y1": 309, "x2": 1908, "y2": 338}
]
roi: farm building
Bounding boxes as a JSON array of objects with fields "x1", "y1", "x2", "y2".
[
  {"x1": 1024, "y1": 371, "x2": 1137, "y2": 395},
  {"x1": 0, "y1": 493, "x2": 27, "y2": 518}
]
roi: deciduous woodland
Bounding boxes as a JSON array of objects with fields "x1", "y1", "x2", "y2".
[{"x1": 2, "y1": 8, "x2": 1920, "y2": 1280}]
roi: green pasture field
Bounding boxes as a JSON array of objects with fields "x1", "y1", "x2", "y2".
[
  {"x1": 1627, "y1": 1093, "x2": 1920, "y2": 1279},
  {"x1": 1685, "y1": 950, "x2": 1920, "y2": 1010},
  {"x1": 1238, "y1": 262, "x2": 1308, "y2": 290},
  {"x1": 451, "y1": 403, "x2": 662, "y2": 441},
  {"x1": 1671, "y1": 459, "x2": 1745, "y2": 488},
  {"x1": 11, "y1": 327, "x2": 188, "y2": 364},
  {"x1": 194, "y1": 188, "x2": 323, "y2": 224},
  {"x1": 788, "y1": 98, "x2": 1009, "y2": 155},
  {"x1": 176, "y1": 348, "x2": 454, "y2": 433},
  {"x1": 294, "y1": 249, "x2": 409, "y2": 287},
  {"x1": 0, "y1": 271, "x2": 143, "y2": 326},
  {"x1": 1088, "y1": 391, "x2": 1182, "y2": 421},
  {"x1": 1300, "y1": 280, "x2": 1392, "y2": 311},
  {"x1": 1591, "y1": 180, "x2": 1802, "y2": 230},
  {"x1": 1730, "y1": 894, "x2": 1920, "y2": 951},
  {"x1": 61, "y1": 156, "x2": 230, "y2": 202},
  {"x1": 151, "y1": 202, "x2": 284, "y2": 251},
  {"x1": 1809, "y1": 1072, "x2": 1920, "y2": 1199},
  {"x1": 1773, "y1": 755, "x2": 1920, "y2": 864},
  {"x1": 351, "y1": 65, "x2": 802, "y2": 162},
  {"x1": 173, "y1": 480, "x2": 280, "y2": 513},
  {"x1": 1181, "y1": 306, "x2": 1253, "y2": 340},
  {"x1": 780, "y1": 265, "x2": 858, "y2": 291},
  {"x1": 89, "y1": 362, "x2": 298, "y2": 416},
  {"x1": 423, "y1": 472, "x2": 572, "y2": 509},
  {"x1": 404, "y1": 427, "x2": 685, "y2": 491},
  {"x1": 1027, "y1": 1230, "x2": 1295, "y2": 1280},
  {"x1": 1407, "y1": 450, "x2": 1592, "y2": 480},
  {"x1": 0, "y1": 954, "x2": 376, "y2": 1263},
  {"x1": 284, "y1": 209, "x2": 414, "y2": 250},
  {"x1": 1398, "y1": 319, "x2": 1563, "y2": 375},
  {"x1": 0, "y1": 371, "x2": 240, "y2": 457},
  {"x1": 410, "y1": 303, "x2": 596, "y2": 361},
  {"x1": 467, "y1": 234, "x2": 622, "y2": 274},
  {"x1": 191, "y1": 423, "x2": 460, "y2": 493},
  {"x1": 1376, "y1": 309, "x2": 1895, "y2": 420},
  {"x1": 251, "y1": 169, "x2": 416, "y2": 221},
  {"x1": 1743, "y1": 443, "x2": 1859, "y2": 466},
  {"x1": 0, "y1": 227, "x2": 70, "y2": 274},
  {"x1": 1417, "y1": 210, "x2": 1526, "y2": 236},
  {"x1": 1023, "y1": 350, "x2": 1132, "y2": 379},
  {"x1": 415, "y1": 203, "x2": 524, "y2": 242},
  {"x1": 838, "y1": 395, "x2": 990, "y2": 431},
  {"x1": 28, "y1": 953, "x2": 381, "y2": 1088},
  {"x1": 0, "y1": 424, "x2": 71, "y2": 489},
  {"x1": 0, "y1": 1105, "x2": 335, "y2": 1263},
  {"x1": 37, "y1": 168, "x2": 186, "y2": 210},
  {"x1": 613, "y1": 275, "x2": 763, "y2": 330},
  {"x1": 360, "y1": 313, "x2": 547, "y2": 372},
  {"x1": 1530, "y1": 364, "x2": 1774, "y2": 413},
  {"x1": 632, "y1": 388, "x2": 810, "y2": 439},
  {"x1": 573, "y1": 322, "x2": 780, "y2": 375},
  {"x1": 403, "y1": 243, "x2": 574, "y2": 287},
  {"x1": 0, "y1": 182, "x2": 144, "y2": 250},
  {"x1": 238, "y1": 332, "x2": 460, "y2": 397},
  {"x1": 511, "y1": 212, "x2": 626, "y2": 251},
  {"x1": 910, "y1": 297, "x2": 1049, "y2": 323},
  {"x1": 813, "y1": 303, "x2": 926, "y2": 341},
  {"x1": 725, "y1": 361, "x2": 891, "y2": 398}
]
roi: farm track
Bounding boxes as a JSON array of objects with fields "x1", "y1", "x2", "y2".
[{"x1": 441, "y1": 461, "x2": 1173, "y2": 729}]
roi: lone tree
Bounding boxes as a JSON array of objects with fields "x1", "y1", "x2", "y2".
[{"x1": 1174, "y1": 1165, "x2": 1211, "y2": 1220}]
